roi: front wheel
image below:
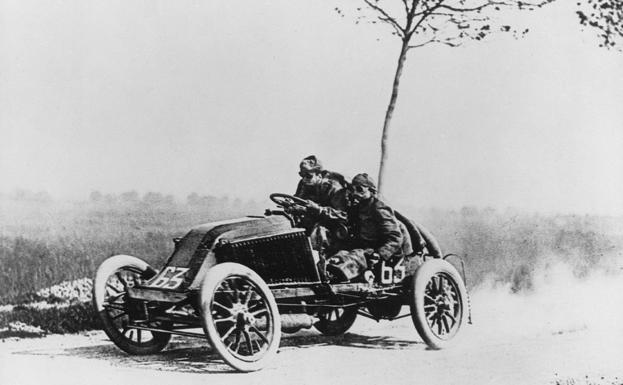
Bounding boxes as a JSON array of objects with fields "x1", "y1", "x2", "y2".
[
  {"x1": 92, "y1": 255, "x2": 171, "y2": 355},
  {"x1": 200, "y1": 263, "x2": 281, "y2": 372},
  {"x1": 409, "y1": 259, "x2": 467, "y2": 349}
]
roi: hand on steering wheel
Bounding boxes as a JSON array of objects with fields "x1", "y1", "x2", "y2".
[{"x1": 269, "y1": 193, "x2": 308, "y2": 208}]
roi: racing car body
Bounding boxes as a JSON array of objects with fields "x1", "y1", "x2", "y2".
[{"x1": 93, "y1": 197, "x2": 469, "y2": 372}]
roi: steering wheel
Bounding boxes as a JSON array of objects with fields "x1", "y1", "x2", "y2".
[{"x1": 269, "y1": 193, "x2": 307, "y2": 208}]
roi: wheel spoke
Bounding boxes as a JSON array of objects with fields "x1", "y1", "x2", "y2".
[
  {"x1": 220, "y1": 325, "x2": 237, "y2": 341},
  {"x1": 251, "y1": 308, "x2": 268, "y2": 317},
  {"x1": 233, "y1": 331, "x2": 242, "y2": 353},
  {"x1": 243, "y1": 288, "x2": 253, "y2": 305},
  {"x1": 248, "y1": 300, "x2": 266, "y2": 314},
  {"x1": 220, "y1": 281, "x2": 235, "y2": 306},
  {"x1": 253, "y1": 339, "x2": 262, "y2": 353},
  {"x1": 104, "y1": 303, "x2": 126, "y2": 311},
  {"x1": 243, "y1": 331, "x2": 254, "y2": 355},
  {"x1": 427, "y1": 280, "x2": 435, "y2": 294},
  {"x1": 214, "y1": 316, "x2": 235, "y2": 324},
  {"x1": 441, "y1": 316, "x2": 450, "y2": 335},
  {"x1": 445, "y1": 312, "x2": 457, "y2": 325},
  {"x1": 111, "y1": 311, "x2": 128, "y2": 320},
  {"x1": 106, "y1": 283, "x2": 122, "y2": 295},
  {"x1": 437, "y1": 276, "x2": 445, "y2": 293},
  {"x1": 251, "y1": 326, "x2": 269, "y2": 344},
  {"x1": 426, "y1": 310, "x2": 436, "y2": 321},
  {"x1": 222, "y1": 280, "x2": 232, "y2": 291},
  {"x1": 227, "y1": 278, "x2": 240, "y2": 303},
  {"x1": 116, "y1": 272, "x2": 128, "y2": 288},
  {"x1": 106, "y1": 291, "x2": 125, "y2": 303},
  {"x1": 213, "y1": 300, "x2": 233, "y2": 314},
  {"x1": 424, "y1": 294, "x2": 436, "y2": 302},
  {"x1": 433, "y1": 276, "x2": 441, "y2": 293}
]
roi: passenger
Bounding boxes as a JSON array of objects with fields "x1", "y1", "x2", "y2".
[{"x1": 326, "y1": 173, "x2": 406, "y2": 282}]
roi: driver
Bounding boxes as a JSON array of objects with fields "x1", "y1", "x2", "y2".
[
  {"x1": 290, "y1": 155, "x2": 350, "y2": 231},
  {"x1": 293, "y1": 155, "x2": 348, "y2": 212}
]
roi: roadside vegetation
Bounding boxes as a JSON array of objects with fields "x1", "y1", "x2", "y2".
[{"x1": 1, "y1": 192, "x2": 621, "y2": 334}]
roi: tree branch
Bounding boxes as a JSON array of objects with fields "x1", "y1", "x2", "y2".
[
  {"x1": 437, "y1": 0, "x2": 556, "y2": 13},
  {"x1": 407, "y1": 38, "x2": 436, "y2": 49},
  {"x1": 362, "y1": 0, "x2": 406, "y2": 35},
  {"x1": 437, "y1": 2, "x2": 501, "y2": 13},
  {"x1": 380, "y1": 16, "x2": 407, "y2": 37},
  {"x1": 407, "y1": 36, "x2": 463, "y2": 49},
  {"x1": 401, "y1": 0, "x2": 411, "y2": 14},
  {"x1": 407, "y1": 0, "x2": 447, "y2": 37}
]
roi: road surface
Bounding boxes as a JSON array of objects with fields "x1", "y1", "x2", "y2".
[{"x1": 1, "y1": 276, "x2": 622, "y2": 385}]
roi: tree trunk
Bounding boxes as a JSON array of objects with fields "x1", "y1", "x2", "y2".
[{"x1": 377, "y1": 40, "x2": 409, "y2": 195}]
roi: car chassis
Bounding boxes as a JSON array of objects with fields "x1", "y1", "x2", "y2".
[{"x1": 92, "y1": 193, "x2": 470, "y2": 372}]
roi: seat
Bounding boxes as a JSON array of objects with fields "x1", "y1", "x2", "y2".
[{"x1": 394, "y1": 210, "x2": 442, "y2": 258}]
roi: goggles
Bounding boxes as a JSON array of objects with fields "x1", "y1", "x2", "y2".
[{"x1": 299, "y1": 172, "x2": 316, "y2": 180}]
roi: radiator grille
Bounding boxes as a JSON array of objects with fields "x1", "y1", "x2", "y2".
[{"x1": 216, "y1": 231, "x2": 320, "y2": 284}]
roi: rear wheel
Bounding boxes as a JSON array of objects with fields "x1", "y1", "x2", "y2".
[
  {"x1": 92, "y1": 255, "x2": 171, "y2": 355},
  {"x1": 314, "y1": 307, "x2": 358, "y2": 336},
  {"x1": 409, "y1": 259, "x2": 467, "y2": 349},
  {"x1": 200, "y1": 263, "x2": 281, "y2": 372}
]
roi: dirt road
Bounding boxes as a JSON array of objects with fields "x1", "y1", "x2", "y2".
[{"x1": 2, "y1": 273, "x2": 622, "y2": 385}]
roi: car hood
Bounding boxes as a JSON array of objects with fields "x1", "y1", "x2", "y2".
[{"x1": 168, "y1": 215, "x2": 293, "y2": 268}]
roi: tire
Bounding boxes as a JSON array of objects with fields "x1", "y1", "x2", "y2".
[
  {"x1": 314, "y1": 307, "x2": 358, "y2": 336},
  {"x1": 92, "y1": 255, "x2": 171, "y2": 355},
  {"x1": 199, "y1": 263, "x2": 281, "y2": 372},
  {"x1": 409, "y1": 259, "x2": 467, "y2": 349}
]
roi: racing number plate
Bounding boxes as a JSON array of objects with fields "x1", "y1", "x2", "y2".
[{"x1": 148, "y1": 266, "x2": 189, "y2": 289}]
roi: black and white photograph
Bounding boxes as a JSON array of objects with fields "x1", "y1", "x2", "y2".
[{"x1": 1, "y1": 1, "x2": 622, "y2": 384}]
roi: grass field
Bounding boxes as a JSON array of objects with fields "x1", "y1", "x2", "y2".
[{"x1": 1, "y1": 196, "x2": 622, "y2": 306}]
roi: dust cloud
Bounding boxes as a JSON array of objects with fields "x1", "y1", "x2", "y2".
[{"x1": 468, "y1": 261, "x2": 623, "y2": 342}]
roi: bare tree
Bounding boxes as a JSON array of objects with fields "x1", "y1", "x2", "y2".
[
  {"x1": 337, "y1": 0, "x2": 554, "y2": 193},
  {"x1": 576, "y1": 0, "x2": 623, "y2": 49}
]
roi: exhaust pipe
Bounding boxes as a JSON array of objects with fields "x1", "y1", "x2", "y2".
[{"x1": 255, "y1": 313, "x2": 318, "y2": 334}]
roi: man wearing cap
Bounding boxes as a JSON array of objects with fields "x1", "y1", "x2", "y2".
[
  {"x1": 294, "y1": 155, "x2": 348, "y2": 211},
  {"x1": 290, "y1": 155, "x2": 350, "y2": 229},
  {"x1": 326, "y1": 173, "x2": 406, "y2": 282}
]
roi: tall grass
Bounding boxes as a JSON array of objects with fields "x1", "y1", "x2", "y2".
[
  {"x1": 0, "y1": 198, "x2": 266, "y2": 304},
  {"x1": 1, "y1": 198, "x2": 622, "y2": 304}
]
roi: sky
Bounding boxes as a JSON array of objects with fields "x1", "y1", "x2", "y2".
[{"x1": 1, "y1": 0, "x2": 622, "y2": 215}]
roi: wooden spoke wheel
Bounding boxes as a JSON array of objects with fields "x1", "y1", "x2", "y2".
[
  {"x1": 200, "y1": 263, "x2": 281, "y2": 372},
  {"x1": 410, "y1": 259, "x2": 467, "y2": 349},
  {"x1": 92, "y1": 255, "x2": 171, "y2": 355}
]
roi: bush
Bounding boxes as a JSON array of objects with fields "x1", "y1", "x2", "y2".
[{"x1": 0, "y1": 302, "x2": 97, "y2": 334}]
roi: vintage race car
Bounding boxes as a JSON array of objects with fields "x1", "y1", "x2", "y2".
[{"x1": 92, "y1": 193, "x2": 469, "y2": 372}]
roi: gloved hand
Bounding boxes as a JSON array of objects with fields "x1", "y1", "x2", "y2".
[
  {"x1": 328, "y1": 256, "x2": 342, "y2": 265},
  {"x1": 286, "y1": 200, "x2": 321, "y2": 215},
  {"x1": 364, "y1": 248, "x2": 380, "y2": 268},
  {"x1": 285, "y1": 204, "x2": 307, "y2": 215},
  {"x1": 304, "y1": 200, "x2": 321, "y2": 214}
]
